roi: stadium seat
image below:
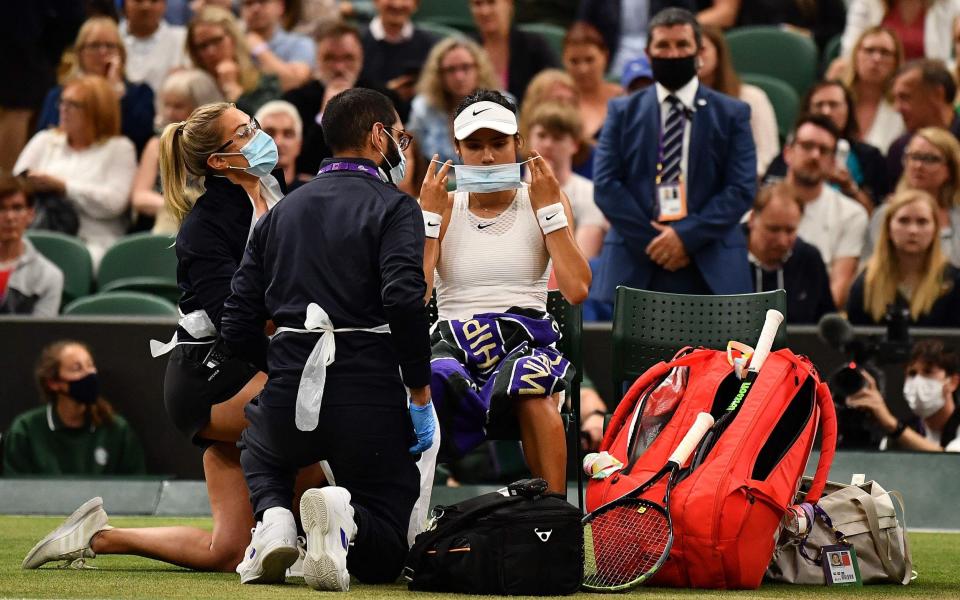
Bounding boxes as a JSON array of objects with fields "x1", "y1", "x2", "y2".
[
  {"x1": 414, "y1": 0, "x2": 476, "y2": 32},
  {"x1": 727, "y1": 26, "x2": 817, "y2": 97},
  {"x1": 415, "y1": 20, "x2": 464, "y2": 41},
  {"x1": 610, "y1": 287, "x2": 788, "y2": 410},
  {"x1": 25, "y1": 230, "x2": 93, "y2": 309},
  {"x1": 822, "y1": 33, "x2": 843, "y2": 74},
  {"x1": 62, "y1": 291, "x2": 179, "y2": 317},
  {"x1": 97, "y1": 233, "x2": 180, "y2": 304},
  {"x1": 516, "y1": 23, "x2": 567, "y2": 57},
  {"x1": 741, "y1": 73, "x2": 800, "y2": 142}
]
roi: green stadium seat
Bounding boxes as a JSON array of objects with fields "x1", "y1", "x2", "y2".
[
  {"x1": 516, "y1": 22, "x2": 566, "y2": 57},
  {"x1": 822, "y1": 34, "x2": 843, "y2": 73},
  {"x1": 97, "y1": 233, "x2": 179, "y2": 304},
  {"x1": 25, "y1": 230, "x2": 93, "y2": 308},
  {"x1": 727, "y1": 26, "x2": 817, "y2": 97},
  {"x1": 62, "y1": 291, "x2": 179, "y2": 317},
  {"x1": 415, "y1": 20, "x2": 464, "y2": 41},
  {"x1": 741, "y1": 73, "x2": 800, "y2": 142},
  {"x1": 414, "y1": 0, "x2": 476, "y2": 32},
  {"x1": 610, "y1": 287, "x2": 787, "y2": 409}
]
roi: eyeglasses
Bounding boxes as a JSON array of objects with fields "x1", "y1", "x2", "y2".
[
  {"x1": 859, "y1": 46, "x2": 896, "y2": 59},
  {"x1": 214, "y1": 118, "x2": 262, "y2": 154},
  {"x1": 904, "y1": 151, "x2": 946, "y2": 165},
  {"x1": 59, "y1": 99, "x2": 85, "y2": 111},
  {"x1": 81, "y1": 41, "x2": 120, "y2": 53},
  {"x1": 193, "y1": 34, "x2": 226, "y2": 53},
  {"x1": 385, "y1": 126, "x2": 414, "y2": 151},
  {"x1": 794, "y1": 140, "x2": 835, "y2": 156},
  {"x1": 440, "y1": 63, "x2": 477, "y2": 76}
]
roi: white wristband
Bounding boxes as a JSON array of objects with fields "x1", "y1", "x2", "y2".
[
  {"x1": 537, "y1": 203, "x2": 568, "y2": 235},
  {"x1": 423, "y1": 210, "x2": 442, "y2": 239}
]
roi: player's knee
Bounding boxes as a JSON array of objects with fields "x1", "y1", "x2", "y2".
[{"x1": 211, "y1": 545, "x2": 246, "y2": 572}]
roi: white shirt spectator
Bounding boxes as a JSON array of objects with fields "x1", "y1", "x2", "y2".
[
  {"x1": 798, "y1": 185, "x2": 869, "y2": 268},
  {"x1": 739, "y1": 83, "x2": 780, "y2": 175},
  {"x1": 120, "y1": 20, "x2": 189, "y2": 94},
  {"x1": 561, "y1": 173, "x2": 606, "y2": 229},
  {"x1": 14, "y1": 130, "x2": 137, "y2": 266},
  {"x1": 841, "y1": 0, "x2": 960, "y2": 62},
  {"x1": 863, "y1": 100, "x2": 905, "y2": 155}
]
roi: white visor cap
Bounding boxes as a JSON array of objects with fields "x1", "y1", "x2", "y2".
[{"x1": 453, "y1": 101, "x2": 518, "y2": 140}]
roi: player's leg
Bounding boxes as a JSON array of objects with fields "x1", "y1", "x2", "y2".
[{"x1": 516, "y1": 394, "x2": 567, "y2": 493}]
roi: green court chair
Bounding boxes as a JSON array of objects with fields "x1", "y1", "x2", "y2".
[
  {"x1": 97, "y1": 232, "x2": 179, "y2": 304},
  {"x1": 414, "y1": 0, "x2": 476, "y2": 32},
  {"x1": 610, "y1": 287, "x2": 788, "y2": 408},
  {"x1": 727, "y1": 26, "x2": 817, "y2": 97},
  {"x1": 741, "y1": 73, "x2": 800, "y2": 142},
  {"x1": 415, "y1": 20, "x2": 465, "y2": 41},
  {"x1": 62, "y1": 291, "x2": 179, "y2": 317},
  {"x1": 517, "y1": 22, "x2": 567, "y2": 57},
  {"x1": 25, "y1": 230, "x2": 93, "y2": 308}
]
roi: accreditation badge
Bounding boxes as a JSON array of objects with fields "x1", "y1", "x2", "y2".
[
  {"x1": 821, "y1": 544, "x2": 862, "y2": 586},
  {"x1": 656, "y1": 180, "x2": 687, "y2": 222}
]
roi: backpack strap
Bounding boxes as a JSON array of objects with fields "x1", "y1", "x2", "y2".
[{"x1": 804, "y1": 380, "x2": 837, "y2": 503}]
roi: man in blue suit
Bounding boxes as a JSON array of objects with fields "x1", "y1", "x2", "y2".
[{"x1": 587, "y1": 7, "x2": 756, "y2": 320}]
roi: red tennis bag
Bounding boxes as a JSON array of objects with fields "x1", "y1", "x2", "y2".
[{"x1": 586, "y1": 347, "x2": 837, "y2": 589}]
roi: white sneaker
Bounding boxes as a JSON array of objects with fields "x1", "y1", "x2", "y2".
[
  {"x1": 22, "y1": 497, "x2": 111, "y2": 569},
  {"x1": 286, "y1": 536, "x2": 306, "y2": 579},
  {"x1": 236, "y1": 507, "x2": 299, "y2": 584},
  {"x1": 300, "y1": 487, "x2": 356, "y2": 591}
]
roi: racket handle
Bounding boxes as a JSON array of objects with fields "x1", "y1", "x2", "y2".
[
  {"x1": 668, "y1": 412, "x2": 715, "y2": 467},
  {"x1": 749, "y1": 309, "x2": 784, "y2": 373}
]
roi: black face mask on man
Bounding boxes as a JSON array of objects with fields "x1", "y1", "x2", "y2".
[
  {"x1": 65, "y1": 372, "x2": 100, "y2": 405},
  {"x1": 650, "y1": 54, "x2": 698, "y2": 91}
]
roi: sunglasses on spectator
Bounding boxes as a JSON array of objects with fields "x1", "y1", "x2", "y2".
[
  {"x1": 214, "y1": 118, "x2": 262, "y2": 154},
  {"x1": 904, "y1": 152, "x2": 946, "y2": 166},
  {"x1": 384, "y1": 126, "x2": 414, "y2": 151},
  {"x1": 793, "y1": 140, "x2": 835, "y2": 156}
]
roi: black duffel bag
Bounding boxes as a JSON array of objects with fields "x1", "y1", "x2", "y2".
[{"x1": 403, "y1": 479, "x2": 583, "y2": 596}]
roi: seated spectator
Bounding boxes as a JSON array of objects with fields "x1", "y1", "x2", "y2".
[
  {"x1": 408, "y1": 37, "x2": 500, "y2": 167},
  {"x1": 699, "y1": 25, "x2": 779, "y2": 175},
  {"x1": 525, "y1": 102, "x2": 607, "y2": 258},
  {"x1": 255, "y1": 100, "x2": 304, "y2": 191},
  {"x1": 840, "y1": 0, "x2": 960, "y2": 63},
  {"x1": 2, "y1": 340, "x2": 146, "y2": 475},
  {"x1": 292, "y1": 0, "x2": 346, "y2": 35},
  {"x1": 746, "y1": 182, "x2": 835, "y2": 324},
  {"x1": 888, "y1": 59, "x2": 960, "y2": 183},
  {"x1": 284, "y1": 21, "x2": 394, "y2": 179},
  {"x1": 240, "y1": 0, "x2": 315, "y2": 91},
  {"x1": 0, "y1": 175, "x2": 63, "y2": 316},
  {"x1": 37, "y1": 17, "x2": 155, "y2": 156},
  {"x1": 14, "y1": 76, "x2": 137, "y2": 266},
  {"x1": 120, "y1": 0, "x2": 189, "y2": 95},
  {"x1": 187, "y1": 5, "x2": 282, "y2": 115},
  {"x1": 866, "y1": 127, "x2": 960, "y2": 266},
  {"x1": 847, "y1": 188, "x2": 960, "y2": 326},
  {"x1": 620, "y1": 55, "x2": 655, "y2": 93},
  {"x1": 131, "y1": 69, "x2": 225, "y2": 234},
  {"x1": 562, "y1": 22, "x2": 624, "y2": 143},
  {"x1": 766, "y1": 80, "x2": 888, "y2": 213},
  {"x1": 839, "y1": 26, "x2": 905, "y2": 154},
  {"x1": 781, "y1": 114, "x2": 868, "y2": 309},
  {"x1": 359, "y1": 0, "x2": 439, "y2": 111},
  {"x1": 469, "y1": 0, "x2": 560, "y2": 103},
  {"x1": 735, "y1": 0, "x2": 845, "y2": 51}
]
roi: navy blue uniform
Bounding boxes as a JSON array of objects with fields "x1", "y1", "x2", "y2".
[{"x1": 220, "y1": 157, "x2": 431, "y2": 583}]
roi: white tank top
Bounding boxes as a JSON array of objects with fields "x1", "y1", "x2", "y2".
[{"x1": 435, "y1": 184, "x2": 550, "y2": 321}]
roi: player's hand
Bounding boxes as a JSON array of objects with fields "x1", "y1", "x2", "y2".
[
  {"x1": 420, "y1": 154, "x2": 452, "y2": 215},
  {"x1": 527, "y1": 151, "x2": 563, "y2": 211}
]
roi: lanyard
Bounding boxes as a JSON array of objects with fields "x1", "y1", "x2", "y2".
[{"x1": 317, "y1": 161, "x2": 382, "y2": 180}]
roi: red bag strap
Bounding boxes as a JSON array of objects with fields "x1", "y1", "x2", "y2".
[{"x1": 804, "y1": 380, "x2": 837, "y2": 503}]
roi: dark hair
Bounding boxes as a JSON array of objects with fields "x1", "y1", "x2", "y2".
[
  {"x1": 321, "y1": 88, "x2": 398, "y2": 153},
  {"x1": 647, "y1": 7, "x2": 702, "y2": 50},
  {"x1": 454, "y1": 89, "x2": 517, "y2": 120},
  {"x1": 312, "y1": 20, "x2": 361, "y2": 45},
  {"x1": 701, "y1": 25, "x2": 740, "y2": 97},
  {"x1": 898, "y1": 59, "x2": 957, "y2": 104},
  {"x1": 34, "y1": 339, "x2": 115, "y2": 427},
  {"x1": 910, "y1": 339, "x2": 960, "y2": 376},
  {"x1": 802, "y1": 80, "x2": 860, "y2": 139},
  {"x1": 788, "y1": 113, "x2": 841, "y2": 146},
  {"x1": 0, "y1": 173, "x2": 33, "y2": 207},
  {"x1": 563, "y1": 21, "x2": 610, "y2": 56}
]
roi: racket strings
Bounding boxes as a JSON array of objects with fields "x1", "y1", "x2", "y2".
[{"x1": 583, "y1": 503, "x2": 671, "y2": 588}]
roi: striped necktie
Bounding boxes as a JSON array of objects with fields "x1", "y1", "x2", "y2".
[{"x1": 659, "y1": 95, "x2": 685, "y2": 184}]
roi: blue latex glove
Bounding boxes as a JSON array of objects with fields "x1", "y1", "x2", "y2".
[{"x1": 409, "y1": 401, "x2": 436, "y2": 455}]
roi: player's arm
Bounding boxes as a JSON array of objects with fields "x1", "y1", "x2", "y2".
[{"x1": 419, "y1": 156, "x2": 453, "y2": 304}]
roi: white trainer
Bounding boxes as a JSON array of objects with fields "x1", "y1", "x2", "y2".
[
  {"x1": 236, "y1": 507, "x2": 299, "y2": 584},
  {"x1": 22, "y1": 497, "x2": 111, "y2": 569},
  {"x1": 299, "y1": 487, "x2": 356, "y2": 592}
]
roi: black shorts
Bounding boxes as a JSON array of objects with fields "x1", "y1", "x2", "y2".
[{"x1": 163, "y1": 342, "x2": 259, "y2": 448}]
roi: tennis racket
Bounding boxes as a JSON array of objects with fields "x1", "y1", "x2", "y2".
[{"x1": 582, "y1": 411, "x2": 715, "y2": 592}]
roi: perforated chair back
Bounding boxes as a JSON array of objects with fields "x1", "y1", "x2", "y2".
[
  {"x1": 611, "y1": 287, "x2": 788, "y2": 402},
  {"x1": 25, "y1": 230, "x2": 93, "y2": 308},
  {"x1": 727, "y1": 26, "x2": 817, "y2": 96},
  {"x1": 62, "y1": 291, "x2": 179, "y2": 317},
  {"x1": 97, "y1": 233, "x2": 179, "y2": 303}
]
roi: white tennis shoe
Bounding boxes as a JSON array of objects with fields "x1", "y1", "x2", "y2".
[
  {"x1": 236, "y1": 507, "x2": 299, "y2": 584},
  {"x1": 22, "y1": 497, "x2": 112, "y2": 569},
  {"x1": 286, "y1": 536, "x2": 306, "y2": 579},
  {"x1": 299, "y1": 487, "x2": 356, "y2": 591}
]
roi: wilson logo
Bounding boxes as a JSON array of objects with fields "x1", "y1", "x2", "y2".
[
  {"x1": 534, "y1": 528, "x2": 552, "y2": 542},
  {"x1": 726, "y1": 381, "x2": 752, "y2": 411}
]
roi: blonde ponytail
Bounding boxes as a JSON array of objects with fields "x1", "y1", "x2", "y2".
[{"x1": 157, "y1": 102, "x2": 232, "y2": 224}]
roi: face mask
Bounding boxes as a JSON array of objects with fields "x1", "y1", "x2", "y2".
[
  {"x1": 903, "y1": 374, "x2": 946, "y2": 418},
  {"x1": 65, "y1": 372, "x2": 100, "y2": 405},
  {"x1": 448, "y1": 157, "x2": 538, "y2": 194},
  {"x1": 377, "y1": 129, "x2": 407, "y2": 184},
  {"x1": 650, "y1": 54, "x2": 698, "y2": 91},
  {"x1": 223, "y1": 130, "x2": 279, "y2": 178}
]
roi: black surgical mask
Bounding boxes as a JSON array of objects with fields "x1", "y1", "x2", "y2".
[
  {"x1": 65, "y1": 373, "x2": 100, "y2": 405},
  {"x1": 650, "y1": 54, "x2": 698, "y2": 91}
]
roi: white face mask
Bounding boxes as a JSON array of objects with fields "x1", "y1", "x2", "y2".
[
  {"x1": 432, "y1": 156, "x2": 539, "y2": 194},
  {"x1": 903, "y1": 375, "x2": 946, "y2": 418}
]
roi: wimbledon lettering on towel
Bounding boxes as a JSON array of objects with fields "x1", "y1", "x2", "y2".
[{"x1": 462, "y1": 319, "x2": 499, "y2": 370}]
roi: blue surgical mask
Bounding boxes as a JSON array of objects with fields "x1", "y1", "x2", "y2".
[
  {"x1": 378, "y1": 131, "x2": 407, "y2": 184},
  {"x1": 222, "y1": 130, "x2": 279, "y2": 178},
  {"x1": 445, "y1": 157, "x2": 539, "y2": 193}
]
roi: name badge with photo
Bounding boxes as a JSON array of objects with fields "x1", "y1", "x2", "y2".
[
  {"x1": 657, "y1": 182, "x2": 687, "y2": 222},
  {"x1": 821, "y1": 544, "x2": 862, "y2": 586}
]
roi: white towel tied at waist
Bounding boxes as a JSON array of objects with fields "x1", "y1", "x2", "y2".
[
  {"x1": 274, "y1": 303, "x2": 391, "y2": 432},
  {"x1": 149, "y1": 310, "x2": 218, "y2": 358}
]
